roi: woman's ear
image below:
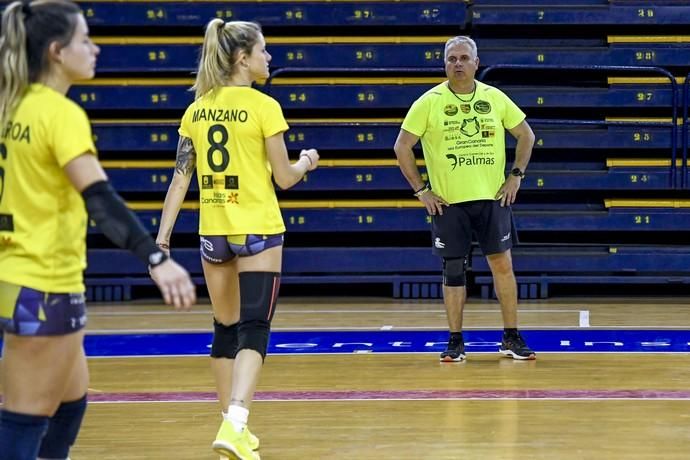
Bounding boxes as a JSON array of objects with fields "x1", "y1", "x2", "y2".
[
  {"x1": 235, "y1": 51, "x2": 249, "y2": 68},
  {"x1": 47, "y1": 41, "x2": 64, "y2": 65}
]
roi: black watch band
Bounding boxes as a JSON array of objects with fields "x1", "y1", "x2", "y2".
[
  {"x1": 148, "y1": 250, "x2": 168, "y2": 268},
  {"x1": 510, "y1": 167, "x2": 525, "y2": 178}
]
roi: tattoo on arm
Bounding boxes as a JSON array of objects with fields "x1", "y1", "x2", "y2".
[{"x1": 175, "y1": 136, "x2": 196, "y2": 177}]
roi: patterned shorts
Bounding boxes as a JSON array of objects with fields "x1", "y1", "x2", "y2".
[
  {"x1": 0, "y1": 281, "x2": 87, "y2": 336},
  {"x1": 200, "y1": 233, "x2": 284, "y2": 264}
]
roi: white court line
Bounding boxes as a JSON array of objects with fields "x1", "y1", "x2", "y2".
[
  {"x1": 87, "y1": 351, "x2": 690, "y2": 360},
  {"x1": 88, "y1": 308, "x2": 585, "y2": 316},
  {"x1": 87, "y1": 325, "x2": 591, "y2": 334},
  {"x1": 579, "y1": 310, "x2": 591, "y2": 328},
  {"x1": 88, "y1": 397, "x2": 690, "y2": 404}
]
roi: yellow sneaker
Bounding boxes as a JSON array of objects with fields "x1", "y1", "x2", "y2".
[
  {"x1": 246, "y1": 428, "x2": 260, "y2": 451},
  {"x1": 212, "y1": 420, "x2": 260, "y2": 460}
]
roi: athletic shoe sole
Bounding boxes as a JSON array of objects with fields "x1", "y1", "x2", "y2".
[
  {"x1": 212, "y1": 442, "x2": 249, "y2": 460},
  {"x1": 499, "y1": 349, "x2": 536, "y2": 360},
  {"x1": 440, "y1": 354, "x2": 466, "y2": 362}
]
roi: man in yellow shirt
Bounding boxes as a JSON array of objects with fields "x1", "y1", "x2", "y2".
[{"x1": 394, "y1": 36, "x2": 536, "y2": 362}]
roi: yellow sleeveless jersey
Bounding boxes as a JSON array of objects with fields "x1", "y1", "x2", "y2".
[
  {"x1": 0, "y1": 84, "x2": 97, "y2": 292},
  {"x1": 401, "y1": 80, "x2": 525, "y2": 204},
  {"x1": 179, "y1": 86, "x2": 288, "y2": 235}
]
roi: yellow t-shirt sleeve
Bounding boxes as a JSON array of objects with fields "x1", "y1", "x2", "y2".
[
  {"x1": 401, "y1": 96, "x2": 430, "y2": 137},
  {"x1": 178, "y1": 104, "x2": 193, "y2": 138},
  {"x1": 500, "y1": 92, "x2": 526, "y2": 130},
  {"x1": 261, "y1": 97, "x2": 289, "y2": 138},
  {"x1": 51, "y1": 102, "x2": 97, "y2": 167}
]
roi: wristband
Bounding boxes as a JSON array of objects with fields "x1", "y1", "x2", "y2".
[
  {"x1": 300, "y1": 153, "x2": 313, "y2": 166},
  {"x1": 413, "y1": 182, "x2": 431, "y2": 197}
]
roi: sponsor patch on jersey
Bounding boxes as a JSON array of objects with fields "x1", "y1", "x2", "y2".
[
  {"x1": 474, "y1": 100, "x2": 491, "y2": 114},
  {"x1": 201, "y1": 175, "x2": 213, "y2": 189},
  {"x1": 225, "y1": 176, "x2": 239, "y2": 190},
  {"x1": 444, "y1": 104, "x2": 459, "y2": 116},
  {"x1": 0, "y1": 214, "x2": 13, "y2": 231}
]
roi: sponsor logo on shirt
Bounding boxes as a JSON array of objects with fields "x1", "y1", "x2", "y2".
[
  {"x1": 444, "y1": 104, "x2": 459, "y2": 116},
  {"x1": 225, "y1": 176, "x2": 239, "y2": 190},
  {"x1": 460, "y1": 117, "x2": 480, "y2": 137},
  {"x1": 474, "y1": 100, "x2": 491, "y2": 114}
]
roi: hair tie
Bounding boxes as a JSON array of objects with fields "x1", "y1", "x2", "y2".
[{"x1": 21, "y1": 1, "x2": 32, "y2": 18}]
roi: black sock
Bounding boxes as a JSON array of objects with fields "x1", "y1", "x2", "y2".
[
  {"x1": 0, "y1": 409, "x2": 49, "y2": 459},
  {"x1": 449, "y1": 332, "x2": 463, "y2": 341},
  {"x1": 504, "y1": 328, "x2": 518, "y2": 338}
]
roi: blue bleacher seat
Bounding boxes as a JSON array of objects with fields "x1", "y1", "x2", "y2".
[
  {"x1": 87, "y1": 203, "x2": 690, "y2": 235},
  {"x1": 68, "y1": 0, "x2": 690, "y2": 299},
  {"x1": 102, "y1": 161, "x2": 678, "y2": 194},
  {"x1": 79, "y1": 1, "x2": 466, "y2": 28},
  {"x1": 473, "y1": 4, "x2": 690, "y2": 26},
  {"x1": 91, "y1": 120, "x2": 676, "y2": 152},
  {"x1": 69, "y1": 79, "x2": 676, "y2": 111}
]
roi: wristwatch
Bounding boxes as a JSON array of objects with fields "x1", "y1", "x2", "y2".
[
  {"x1": 148, "y1": 250, "x2": 168, "y2": 267},
  {"x1": 510, "y1": 167, "x2": 525, "y2": 178}
]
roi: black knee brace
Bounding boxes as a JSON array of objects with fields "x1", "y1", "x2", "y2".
[
  {"x1": 38, "y1": 394, "x2": 87, "y2": 459},
  {"x1": 211, "y1": 318, "x2": 239, "y2": 359},
  {"x1": 237, "y1": 272, "x2": 280, "y2": 359},
  {"x1": 443, "y1": 257, "x2": 468, "y2": 287}
]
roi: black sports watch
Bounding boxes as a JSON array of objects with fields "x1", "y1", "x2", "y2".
[
  {"x1": 510, "y1": 167, "x2": 525, "y2": 178},
  {"x1": 148, "y1": 250, "x2": 168, "y2": 268}
]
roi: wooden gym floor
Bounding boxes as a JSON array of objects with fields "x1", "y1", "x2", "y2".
[{"x1": 4, "y1": 297, "x2": 690, "y2": 459}]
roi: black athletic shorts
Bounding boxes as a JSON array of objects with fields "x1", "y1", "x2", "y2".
[{"x1": 430, "y1": 199, "x2": 518, "y2": 258}]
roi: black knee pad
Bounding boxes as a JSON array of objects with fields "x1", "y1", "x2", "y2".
[
  {"x1": 237, "y1": 319, "x2": 271, "y2": 359},
  {"x1": 239, "y1": 272, "x2": 280, "y2": 322},
  {"x1": 236, "y1": 272, "x2": 280, "y2": 359},
  {"x1": 38, "y1": 394, "x2": 87, "y2": 459},
  {"x1": 211, "y1": 318, "x2": 239, "y2": 359},
  {"x1": 443, "y1": 257, "x2": 468, "y2": 287}
]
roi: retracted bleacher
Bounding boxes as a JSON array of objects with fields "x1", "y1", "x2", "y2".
[{"x1": 73, "y1": 0, "x2": 690, "y2": 300}]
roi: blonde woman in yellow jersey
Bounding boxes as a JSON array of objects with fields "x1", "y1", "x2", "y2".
[
  {"x1": 155, "y1": 19, "x2": 319, "y2": 460},
  {"x1": 0, "y1": 2, "x2": 196, "y2": 459}
]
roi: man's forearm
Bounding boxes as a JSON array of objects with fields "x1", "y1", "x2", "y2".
[{"x1": 395, "y1": 147, "x2": 426, "y2": 190}]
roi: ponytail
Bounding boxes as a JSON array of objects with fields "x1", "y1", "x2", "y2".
[
  {"x1": 0, "y1": 1, "x2": 29, "y2": 127},
  {"x1": 192, "y1": 20, "x2": 262, "y2": 99},
  {"x1": 0, "y1": 0, "x2": 81, "y2": 127}
]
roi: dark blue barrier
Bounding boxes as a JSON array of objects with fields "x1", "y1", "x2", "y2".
[{"x1": 84, "y1": 245, "x2": 690, "y2": 301}]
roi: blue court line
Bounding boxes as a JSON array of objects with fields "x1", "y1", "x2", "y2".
[
  {"x1": 2, "y1": 330, "x2": 689, "y2": 357},
  {"x1": 4, "y1": 329, "x2": 681, "y2": 357}
]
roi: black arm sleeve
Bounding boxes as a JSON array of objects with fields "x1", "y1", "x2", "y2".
[{"x1": 82, "y1": 181, "x2": 167, "y2": 267}]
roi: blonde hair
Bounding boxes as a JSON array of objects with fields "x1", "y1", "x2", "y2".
[
  {"x1": 444, "y1": 36, "x2": 478, "y2": 60},
  {"x1": 0, "y1": 0, "x2": 80, "y2": 126},
  {"x1": 192, "y1": 20, "x2": 263, "y2": 99}
]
